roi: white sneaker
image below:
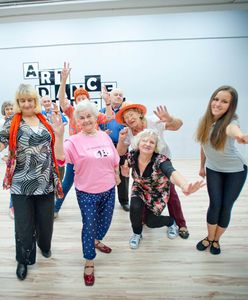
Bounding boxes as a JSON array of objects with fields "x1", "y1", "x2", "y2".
[
  {"x1": 167, "y1": 221, "x2": 178, "y2": 239},
  {"x1": 129, "y1": 233, "x2": 142, "y2": 249}
]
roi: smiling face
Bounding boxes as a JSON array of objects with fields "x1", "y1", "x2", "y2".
[
  {"x1": 4, "y1": 105, "x2": 13, "y2": 118},
  {"x1": 110, "y1": 88, "x2": 124, "y2": 107},
  {"x1": 42, "y1": 96, "x2": 52, "y2": 111},
  {"x1": 76, "y1": 109, "x2": 97, "y2": 134},
  {"x1": 138, "y1": 135, "x2": 157, "y2": 155},
  {"x1": 123, "y1": 109, "x2": 143, "y2": 129},
  {"x1": 211, "y1": 90, "x2": 232, "y2": 120},
  {"x1": 18, "y1": 96, "x2": 36, "y2": 116}
]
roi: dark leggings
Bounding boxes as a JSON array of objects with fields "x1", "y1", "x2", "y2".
[
  {"x1": 206, "y1": 165, "x2": 247, "y2": 228},
  {"x1": 130, "y1": 196, "x2": 174, "y2": 234}
]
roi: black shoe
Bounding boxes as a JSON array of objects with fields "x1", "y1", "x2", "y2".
[
  {"x1": 210, "y1": 240, "x2": 221, "y2": 255},
  {"x1": 196, "y1": 237, "x2": 212, "y2": 251},
  {"x1": 41, "y1": 250, "x2": 52, "y2": 258},
  {"x1": 121, "y1": 204, "x2": 130, "y2": 212},
  {"x1": 16, "y1": 263, "x2": 27, "y2": 280}
]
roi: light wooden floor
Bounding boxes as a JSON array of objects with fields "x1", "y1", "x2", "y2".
[{"x1": 0, "y1": 160, "x2": 247, "y2": 300}]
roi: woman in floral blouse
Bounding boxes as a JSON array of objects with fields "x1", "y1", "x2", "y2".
[
  {"x1": 121, "y1": 129, "x2": 205, "y2": 249},
  {"x1": 0, "y1": 84, "x2": 63, "y2": 281}
]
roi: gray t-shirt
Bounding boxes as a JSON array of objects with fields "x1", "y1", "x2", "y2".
[
  {"x1": 202, "y1": 119, "x2": 247, "y2": 172},
  {"x1": 124, "y1": 116, "x2": 172, "y2": 159}
]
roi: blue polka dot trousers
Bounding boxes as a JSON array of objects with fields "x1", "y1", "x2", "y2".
[{"x1": 75, "y1": 186, "x2": 115, "y2": 260}]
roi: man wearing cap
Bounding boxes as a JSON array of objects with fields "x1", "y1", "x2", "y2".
[
  {"x1": 116, "y1": 102, "x2": 190, "y2": 240},
  {"x1": 100, "y1": 88, "x2": 130, "y2": 212},
  {"x1": 54, "y1": 62, "x2": 114, "y2": 218}
]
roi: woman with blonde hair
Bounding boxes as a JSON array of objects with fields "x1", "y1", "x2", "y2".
[
  {"x1": 196, "y1": 85, "x2": 247, "y2": 255},
  {"x1": 121, "y1": 129, "x2": 205, "y2": 249},
  {"x1": 0, "y1": 84, "x2": 63, "y2": 280}
]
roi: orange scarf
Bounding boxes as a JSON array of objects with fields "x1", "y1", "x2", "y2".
[{"x1": 4, "y1": 113, "x2": 64, "y2": 198}]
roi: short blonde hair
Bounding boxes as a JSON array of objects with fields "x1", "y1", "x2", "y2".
[
  {"x1": 14, "y1": 84, "x2": 42, "y2": 114},
  {"x1": 73, "y1": 100, "x2": 99, "y2": 120},
  {"x1": 133, "y1": 129, "x2": 165, "y2": 153}
]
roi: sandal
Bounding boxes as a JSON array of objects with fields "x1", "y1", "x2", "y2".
[
  {"x1": 210, "y1": 240, "x2": 221, "y2": 255},
  {"x1": 179, "y1": 227, "x2": 190, "y2": 239},
  {"x1": 84, "y1": 265, "x2": 94, "y2": 286},
  {"x1": 95, "y1": 241, "x2": 112, "y2": 254},
  {"x1": 196, "y1": 237, "x2": 212, "y2": 251}
]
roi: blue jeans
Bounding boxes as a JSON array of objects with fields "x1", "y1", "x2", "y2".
[{"x1": 54, "y1": 163, "x2": 75, "y2": 213}]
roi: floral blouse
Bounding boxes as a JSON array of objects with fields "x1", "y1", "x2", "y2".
[
  {"x1": 128, "y1": 151, "x2": 175, "y2": 216},
  {"x1": 0, "y1": 117, "x2": 59, "y2": 195}
]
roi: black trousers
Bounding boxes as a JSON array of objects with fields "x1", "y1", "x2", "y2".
[
  {"x1": 12, "y1": 192, "x2": 54, "y2": 265},
  {"x1": 117, "y1": 154, "x2": 129, "y2": 205},
  {"x1": 130, "y1": 196, "x2": 174, "y2": 234}
]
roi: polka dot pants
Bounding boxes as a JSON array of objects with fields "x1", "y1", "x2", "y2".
[{"x1": 75, "y1": 187, "x2": 115, "y2": 260}]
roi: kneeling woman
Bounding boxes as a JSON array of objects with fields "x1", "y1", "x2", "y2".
[
  {"x1": 121, "y1": 129, "x2": 205, "y2": 249},
  {"x1": 53, "y1": 101, "x2": 120, "y2": 286}
]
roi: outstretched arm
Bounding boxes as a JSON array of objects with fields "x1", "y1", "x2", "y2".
[
  {"x1": 117, "y1": 128, "x2": 129, "y2": 155},
  {"x1": 170, "y1": 170, "x2": 205, "y2": 196},
  {"x1": 100, "y1": 85, "x2": 114, "y2": 121},
  {"x1": 153, "y1": 105, "x2": 183, "y2": 131},
  {"x1": 226, "y1": 123, "x2": 248, "y2": 144}
]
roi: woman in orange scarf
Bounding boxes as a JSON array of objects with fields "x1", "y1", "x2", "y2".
[{"x1": 0, "y1": 84, "x2": 63, "y2": 281}]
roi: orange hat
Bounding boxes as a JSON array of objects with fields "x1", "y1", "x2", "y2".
[
  {"x1": 115, "y1": 102, "x2": 147, "y2": 125},
  {"x1": 74, "y1": 88, "x2": 90, "y2": 100}
]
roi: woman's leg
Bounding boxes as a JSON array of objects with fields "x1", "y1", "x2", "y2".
[
  {"x1": 130, "y1": 196, "x2": 145, "y2": 235},
  {"x1": 146, "y1": 210, "x2": 174, "y2": 229},
  {"x1": 35, "y1": 192, "x2": 54, "y2": 254},
  {"x1": 54, "y1": 163, "x2": 75, "y2": 213},
  {"x1": 12, "y1": 194, "x2": 36, "y2": 265}
]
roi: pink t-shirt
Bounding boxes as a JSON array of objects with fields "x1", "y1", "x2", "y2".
[{"x1": 64, "y1": 130, "x2": 120, "y2": 193}]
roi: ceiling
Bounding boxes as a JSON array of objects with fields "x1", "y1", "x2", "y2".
[{"x1": 0, "y1": 0, "x2": 248, "y2": 22}]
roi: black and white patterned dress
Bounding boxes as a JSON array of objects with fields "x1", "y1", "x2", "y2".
[{"x1": 0, "y1": 117, "x2": 57, "y2": 195}]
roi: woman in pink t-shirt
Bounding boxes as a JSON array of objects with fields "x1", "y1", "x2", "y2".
[{"x1": 53, "y1": 100, "x2": 120, "y2": 286}]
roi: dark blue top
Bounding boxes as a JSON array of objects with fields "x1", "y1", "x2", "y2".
[{"x1": 99, "y1": 106, "x2": 125, "y2": 145}]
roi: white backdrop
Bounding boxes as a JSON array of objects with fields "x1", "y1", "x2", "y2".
[{"x1": 0, "y1": 9, "x2": 247, "y2": 159}]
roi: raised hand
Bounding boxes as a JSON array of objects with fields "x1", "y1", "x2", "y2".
[
  {"x1": 51, "y1": 113, "x2": 64, "y2": 137},
  {"x1": 119, "y1": 127, "x2": 129, "y2": 142},
  {"x1": 61, "y1": 62, "x2": 71, "y2": 83},
  {"x1": 181, "y1": 180, "x2": 206, "y2": 196},
  {"x1": 236, "y1": 134, "x2": 248, "y2": 144},
  {"x1": 101, "y1": 85, "x2": 111, "y2": 105},
  {"x1": 153, "y1": 105, "x2": 173, "y2": 123}
]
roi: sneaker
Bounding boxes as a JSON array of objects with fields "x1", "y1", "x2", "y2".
[
  {"x1": 9, "y1": 207, "x2": 14, "y2": 219},
  {"x1": 54, "y1": 212, "x2": 59, "y2": 219},
  {"x1": 167, "y1": 221, "x2": 178, "y2": 239},
  {"x1": 129, "y1": 234, "x2": 142, "y2": 249}
]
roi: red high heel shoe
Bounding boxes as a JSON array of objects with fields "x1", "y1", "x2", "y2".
[
  {"x1": 95, "y1": 241, "x2": 112, "y2": 254},
  {"x1": 84, "y1": 266, "x2": 94, "y2": 286}
]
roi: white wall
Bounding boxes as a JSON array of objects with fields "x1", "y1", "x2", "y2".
[{"x1": 0, "y1": 9, "x2": 247, "y2": 159}]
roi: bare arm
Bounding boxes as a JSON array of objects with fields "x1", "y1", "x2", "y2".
[
  {"x1": 117, "y1": 128, "x2": 129, "y2": 155},
  {"x1": 0, "y1": 142, "x2": 5, "y2": 152},
  {"x1": 58, "y1": 62, "x2": 71, "y2": 112},
  {"x1": 226, "y1": 123, "x2": 248, "y2": 144},
  {"x1": 199, "y1": 146, "x2": 206, "y2": 178},
  {"x1": 51, "y1": 114, "x2": 65, "y2": 161},
  {"x1": 101, "y1": 85, "x2": 114, "y2": 120},
  {"x1": 153, "y1": 105, "x2": 183, "y2": 131},
  {"x1": 170, "y1": 170, "x2": 205, "y2": 196}
]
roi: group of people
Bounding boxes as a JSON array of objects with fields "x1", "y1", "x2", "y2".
[{"x1": 0, "y1": 63, "x2": 247, "y2": 286}]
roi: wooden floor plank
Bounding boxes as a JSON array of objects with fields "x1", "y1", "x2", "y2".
[{"x1": 0, "y1": 160, "x2": 247, "y2": 300}]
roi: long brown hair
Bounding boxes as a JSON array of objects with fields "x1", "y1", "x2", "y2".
[{"x1": 196, "y1": 85, "x2": 238, "y2": 151}]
